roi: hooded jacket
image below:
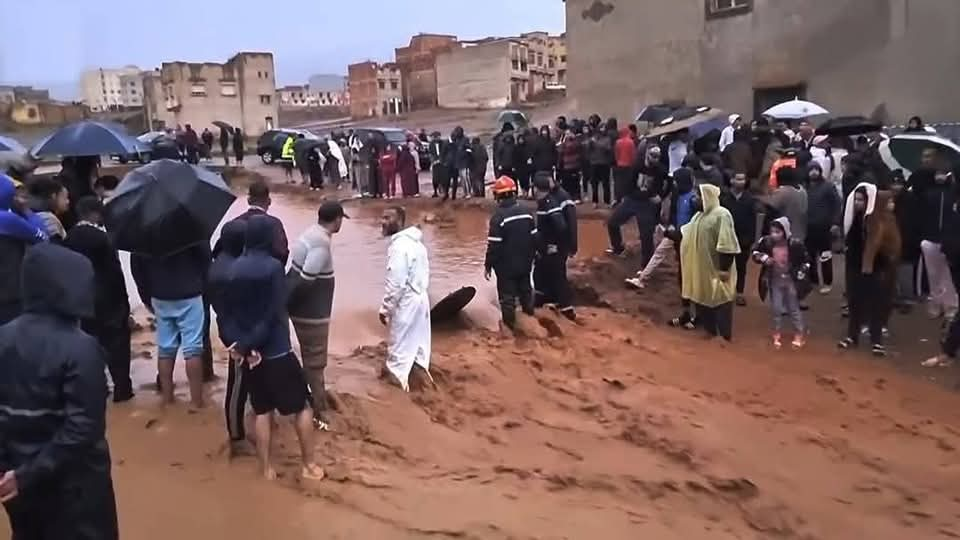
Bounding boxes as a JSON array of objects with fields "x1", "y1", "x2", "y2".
[
  {"x1": 531, "y1": 131, "x2": 559, "y2": 173},
  {"x1": 680, "y1": 184, "x2": 741, "y2": 307},
  {"x1": 894, "y1": 186, "x2": 922, "y2": 263},
  {"x1": 614, "y1": 129, "x2": 637, "y2": 168},
  {"x1": 225, "y1": 214, "x2": 292, "y2": 358},
  {"x1": 586, "y1": 132, "x2": 614, "y2": 166},
  {"x1": 751, "y1": 217, "x2": 811, "y2": 301},
  {"x1": 1, "y1": 177, "x2": 46, "y2": 324},
  {"x1": 766, "y1": 169, "x2": 809, "y2": 242},
  {"x1": 0, "y1": 244, "x2": 116, "y2": 536},
  {"x1": 844, "y1": 183, "x2": 901, "y2": 275},
  {"x1": 806, "y1": 165, "x2": 843, "y2": 229},
  {"x1": 208, "y1": 220, "x2": 247, "y2": 346}
]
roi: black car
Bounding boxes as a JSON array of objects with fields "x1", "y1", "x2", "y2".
[
  {"x1": 111, "y1": 132, "x2": 179, "y2": 164},
  {"x1": 256, "y1": 129, "x2": 315, "y2": 164}
]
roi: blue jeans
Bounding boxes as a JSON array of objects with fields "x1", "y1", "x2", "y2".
[{"x1": 769, "y1": 280, "x2": 804, "y2": 334}]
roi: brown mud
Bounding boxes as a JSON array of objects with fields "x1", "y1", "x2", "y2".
[{"x1": 4, "y1": 169, "x2": 960, "y2": 539}]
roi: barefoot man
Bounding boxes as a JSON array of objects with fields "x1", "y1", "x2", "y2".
[
  {"x1": 378, "y1": 206, "x2": 432, "y2": 391},
  {"x1": 226, "y1": 215, "x2": 324, "y2": 481}
]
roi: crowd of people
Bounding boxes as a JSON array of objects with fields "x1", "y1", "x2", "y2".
[
  {"x1": 1, "y1": 104, "x2": 959, "y2": 537},
  {"x1": 0, "y1": 148, "x2": 438, "y2": 535},
  {"x1": 480, "y1": 112, "x2": 960, "y2": 362}
]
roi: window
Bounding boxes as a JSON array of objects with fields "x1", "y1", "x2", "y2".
[
  {"x1": 390, "y1": 80, "x2": 398, "y2": 90},
  {"x1": 520, "y1": 62, "x2": 528, "y2": 72},
  {"x1": 537, "y1": 53, "x2": 544, "y2": 66},
  {"x1": 221, "y1": 84, "x2": 237, "y2": 97},
  {"x1": 190, "y1": 84, "x2": 206, "y2": 96},
  {"x1": 511, "y1": 60, "x2": 519, "y2": 70},
  {"x1": 705, "y1": 0, "x2": 752, "y2": 19},
  {"x1": 260, "y1": 94, "x2": 271, "y2": 105},
  {"x1": 560, "y1": 55, "x2": 567, "y2": 63},
  {"x1": 378, "y1": 79, "x2": 386, "y2": 90},
  {"x1": 548, "y1": 57, "x2": 555, "y2": 69}
]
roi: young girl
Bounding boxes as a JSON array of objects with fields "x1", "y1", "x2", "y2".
[{"x1": 752, "y1": 217, "x2": 811, "y2": 349}]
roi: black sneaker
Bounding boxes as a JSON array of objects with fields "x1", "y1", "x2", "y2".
[
  {"x1": 837, "y1": 337, "x2": 857, "y2": 350},
  {"x1": 872, "y1": 344, "x2": 888, "y2": 358}
]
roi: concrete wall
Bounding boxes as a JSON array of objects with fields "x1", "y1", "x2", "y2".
[
  {"x1": 437, "y1": 41, "x2": 513, "y2": 109},
  {"x1": 232, "y1": 53, "x2": 278, "y2": 134},
  {"x1": 396, "y1": 35, "x2": 458, "y2": 110},
  {"x1": 566, "y1": 0, "x2": 960, "y2": 123},
  {"x1": 348, "y1": 62, "x2": 379, "y2": 118}
]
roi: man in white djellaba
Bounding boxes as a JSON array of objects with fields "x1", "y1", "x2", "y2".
[{"x1": 378, "y1": 206, "x2": 432, "y2": 391}]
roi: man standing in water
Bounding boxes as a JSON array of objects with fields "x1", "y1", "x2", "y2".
[
  {"x1": 485, "y1": 177, "x2": 537, "y2": 331},
  {"x1": 288, "y1": 201, "x2": 348, "y2": 427},
  {"x1": 0, "y1": 243, "x2": 118, "y2": 538},
  {"x1": 379, "y1": 207, "x2": 432, "y2": 391},
  {"x1": 226, "y1": 215, "x2": 323, "y2": 481}
]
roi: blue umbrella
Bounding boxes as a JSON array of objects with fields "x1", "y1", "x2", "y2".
[
  {"x1": 31, "y1": 120, "x2": 145, "y2": 158},
  {"x1": 0, "y1": 135, "x2": 26, "y2": 154}
]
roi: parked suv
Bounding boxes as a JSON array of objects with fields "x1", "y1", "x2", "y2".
[{"x1": 256, "y1": 129, "x2": 316, "y2": 164}]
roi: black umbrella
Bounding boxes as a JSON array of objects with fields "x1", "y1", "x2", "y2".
[
  {"x1": 212, "y1": 120, "x2": 234, "y2": 132},
  {"x1": 635, "y1": 104, "x2": 681, "y2": 124},
  {"x1": 30, "y1": 120, "x2": 145, "y2": 158},
  {"x1": 817, "y1": 116, "x2": 883, "y2": 137},
  {"x1": 104, "y1": 159, "x2": 236, "y2": 256}
]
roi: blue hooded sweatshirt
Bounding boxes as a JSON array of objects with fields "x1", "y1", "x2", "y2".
[
  {"x1": 225, "y1": 214, "x2": 292, "y2": 359},
  {"x1": 0, "y1": 175, "x2": 46, "y2": 244}
]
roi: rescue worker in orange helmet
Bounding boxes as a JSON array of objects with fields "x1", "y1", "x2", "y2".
[{"x1": 484, "y1": 176, "x2": 537, "y2": 330}]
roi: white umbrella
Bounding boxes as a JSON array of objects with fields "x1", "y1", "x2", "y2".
[
  {"x1": 763, "y1": 99, "x2": 829, "y2": 120},
  {"x1": 878, "y1": 139, "x2": 908, "y2": 178}
]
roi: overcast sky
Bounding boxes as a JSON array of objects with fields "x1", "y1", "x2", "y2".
[{"x1": 0, "y1": 0, "x2": 565, "y2": 100}]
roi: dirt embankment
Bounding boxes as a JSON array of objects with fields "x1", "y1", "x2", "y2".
[{"x1": 254, "y1": 260, "x2": 960, "y2": 538}]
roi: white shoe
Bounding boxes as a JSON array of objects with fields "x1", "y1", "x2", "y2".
[
  {"x1": 625, "y1": 278, "x2": 645, "y2": 290},
  {"x1": 819, "y1": 286, "x2": 832, "y2": 295}
]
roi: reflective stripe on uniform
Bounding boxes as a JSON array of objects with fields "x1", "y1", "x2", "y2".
[
  {"x1": 0, "y1": 405, "x2": 66, "y2": 418},
  {"x1": 487, "y1": 236, "x2": 503, "y2": 242},
  {"x1": 536, "y1": 207, "x2": 564, "y2": 215},
  {"x1": 530, "y1": 228, "x2": 538, "y2": 235},
  {"x1": 500, "y1": 214, "x2": 534, "y2": 226}
]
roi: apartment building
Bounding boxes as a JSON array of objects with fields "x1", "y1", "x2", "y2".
[
  {"x1": 395, "y1": 34, "x2": 458, "y2": 111},
  {"x1": 80, "y1": 66, "x2": 143, "y2": 112},
  {"x1": 436, "y1": 39, "x2": 530, "y2": 109},
  {"x1": 565, "y1": 0, "x2": 960, "y2": 122},
  {"x1": 519, "y1": 32, "x2": 567, "y2": 94},
  {"x1": 147, "y1": 52, "x2": 279, "y2": 136},
  {"x1": 347, "y1": 61, "x2": 403, "y2": 118},
  {"x1": 277, "y1": 76, "x2": 349, "y2": 108}
]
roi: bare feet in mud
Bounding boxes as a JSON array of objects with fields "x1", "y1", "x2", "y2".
[
  {"x1": 262, "y1": 465, "x2": 278, "y2": 481},
  {"x1": 301, "y1": 463, "x2": 325, "y2": 482}
]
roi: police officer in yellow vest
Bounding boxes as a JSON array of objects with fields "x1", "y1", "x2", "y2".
[{"x1": 281, "y1": 134, "x2": 297, "y2": 183}]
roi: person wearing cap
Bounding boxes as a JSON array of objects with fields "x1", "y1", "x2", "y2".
[
  {"x1": 719, "y1": 114, "x2": 742, "y2": 153},
  {"x1": 485, "y1": 177, "x2": 536, "y2": 330},
  {"x1": 287, "y1": 201, "x2": 348, "y2": 426},
  {"x1": 533, "y1": 174, "x2": 576, "y2": 320}
]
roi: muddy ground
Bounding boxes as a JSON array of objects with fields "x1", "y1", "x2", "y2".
[{"x1": 4, "y1": 169, "x2": 960, "y2": 539}]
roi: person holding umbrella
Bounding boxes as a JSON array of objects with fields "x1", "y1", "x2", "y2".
[{"x1": 233, "y1": 128, "x2": 245, "y2": 165}]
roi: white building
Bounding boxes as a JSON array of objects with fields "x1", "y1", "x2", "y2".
[{"x1": 80, "y1": 66, "x2": 143, "y2": 111}]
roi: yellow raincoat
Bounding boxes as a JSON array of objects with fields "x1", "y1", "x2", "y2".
[{"x1": 680, "y1": 184, "x2": 741, "y2": 308}]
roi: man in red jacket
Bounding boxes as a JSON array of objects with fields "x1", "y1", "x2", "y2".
[{"x1": 613, "y1": 128, "x2": 637, "y2": 203}]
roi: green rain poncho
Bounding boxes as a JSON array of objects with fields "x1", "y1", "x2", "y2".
[{"x1": 680, "y1": 184, "x2": 741, "y2": 308}]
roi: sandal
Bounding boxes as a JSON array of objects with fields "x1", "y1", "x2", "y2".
[{"x1": 921, "y1": 355, "x2": 954, "y2": 368}]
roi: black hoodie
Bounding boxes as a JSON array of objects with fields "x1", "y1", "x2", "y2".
[
  {"x1": 918, "y1": 180, "x2": 954, "y2": 243},
  {"x1": 64, "y1": 222, "x2": 130, "y2": 326},
  {"x1": 0, "y1": 244, "x2": 116, "y2": 536}
]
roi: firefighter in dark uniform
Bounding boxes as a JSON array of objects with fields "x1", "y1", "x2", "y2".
[
  {"x1": 533, "y1": 173, "x2": 577, "y2": 320},
  {"x1": 537, "y1": 170, "x2": 579, "y2": 257},
  {"x1": 485, "y1": 176, "x2": 537, "y2": 330}
]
